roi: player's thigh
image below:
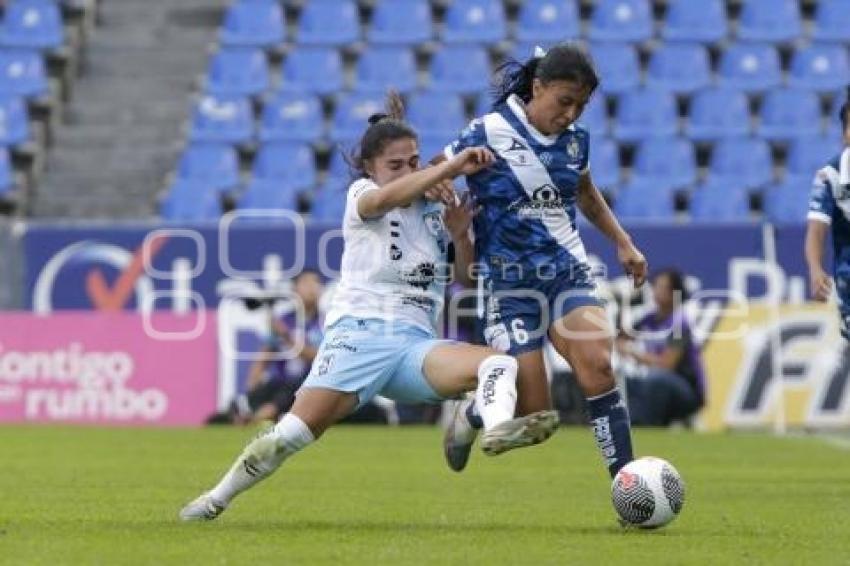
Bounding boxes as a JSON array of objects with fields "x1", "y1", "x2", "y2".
[
  {"x1": 421, "y1": 343, "x2": 497, "y2": 398},
  {"x1": 513, "y1": 348, "x2": 551, "y2": 415},
  {"x1": 549, "y1": 305, "x2": 615, "y2": 396},
  {"x1": 289, "y1": 387, "x2": 358, "y2": 437}
]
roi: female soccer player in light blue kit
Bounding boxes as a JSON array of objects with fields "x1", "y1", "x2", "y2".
[
  {"x1": 442, "y1": 45, "x2": 648, "y2": 478},
  {"x1": 180, "y1": 94, "x2": 558, "y2": 521}
]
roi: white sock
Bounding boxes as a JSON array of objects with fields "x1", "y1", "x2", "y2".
[
  {"x1": 474, "y1": 355, "x2": 518, "y2": 430},
  {"x1": 208, "y1": 413, "x2": 315, "y2": 505}
]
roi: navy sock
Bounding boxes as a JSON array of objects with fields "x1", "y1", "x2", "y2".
[
  {"x1": 465, "y1": 399, "x2": 483, "y2": 429},
  {"x1": 586, "y1": 388, "x2": 634, "y2": 478}
]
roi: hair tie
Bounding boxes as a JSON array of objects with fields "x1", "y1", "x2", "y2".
[{"x1": 367, "y1": 112, "x2": 388, "y2": 125}]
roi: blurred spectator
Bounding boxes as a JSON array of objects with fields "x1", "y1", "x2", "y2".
[
  {"x1": 208, "y1": 270, "x2": 324, "y2": 425},
  {"x1": 617, "y1": 269, "x2": 705, "y2": 426}
]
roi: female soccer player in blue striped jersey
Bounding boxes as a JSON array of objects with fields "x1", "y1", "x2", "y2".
[
  {"x1": 806, "y1": 86, "x2": 850, "y2": 338},
  {"x1": 442, "y1": 44, "x2": 648, "y2": 478},
  {"x1": 180, "y1": 93, "x2": 558, "y2": 521}
]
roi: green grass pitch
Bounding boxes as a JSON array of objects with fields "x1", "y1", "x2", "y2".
[{"x1": 1, "y1": 425, "x2": 849, "y2": 565}]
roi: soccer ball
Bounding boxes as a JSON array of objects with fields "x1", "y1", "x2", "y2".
[{"x1": 611, "y1": 457, "x2": 685, "y2": 528}]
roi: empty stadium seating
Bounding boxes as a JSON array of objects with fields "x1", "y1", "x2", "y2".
[{"x1": 157, "y1": 0, "x2": 850, "y2": 225}]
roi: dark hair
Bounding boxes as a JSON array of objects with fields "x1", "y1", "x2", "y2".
[
  {"x1": 653, "y1": 268, "x2": 688, "y2": 301},
  {"x1": 840, "y1": 85, "x2": 850, "y2": 131},
  {"x1": 345, "y1": 91, "x2": 417, "y2": 179},
  {"x1": 492, "y1": 42, "x2": 600, "y2": 107}
]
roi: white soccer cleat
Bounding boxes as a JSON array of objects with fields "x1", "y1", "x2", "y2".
[
  {"x1": 480, "y1": 410, "x2": 560, "y2": 457},
  {"x1": 443, "y1": 397, "x2": 479, "y2": 472},
  {"x1": 179, "y1": 492, "x2": 227, "y2": 522}
]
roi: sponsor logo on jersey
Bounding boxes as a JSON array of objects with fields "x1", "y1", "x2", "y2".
[
  {"x1": 507, "y1": 138, "x2": 528, "y2": 152},
  {"x1": 390, "y1": 243, "x2": 403, "y2": 261},
  {"x1": 507, "y1": 184, "x2": 564, "y2": 219},
  {"x1": 400, "y1": 262, "x2": 436, "y2": 290}
]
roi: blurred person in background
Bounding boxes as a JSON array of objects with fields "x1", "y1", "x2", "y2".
[
  {"x1": 616, "y1": 269, "x2": 705, "y2": 427},
  {"x1": 806, "y1": 86, "x2": 850, "y2": 339},
  {"x1": 207, "y1": 270, "x2": 324, "y2": 425}
]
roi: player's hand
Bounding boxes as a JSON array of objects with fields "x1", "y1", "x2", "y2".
[
  {"x1": 443, "y1": 191, "x2": 480, "y2": 241},
  {"x1": 810, "y1": 267, "x2": 832, "y2": 302},
  {"x1": 446, "y1": 147, "x2": 494, "y2": 177},
  {"x1": 618, "y1": 241, "x2": 648, "y2": 288},
  {"x1": 424, "y1": 179, "x2": 456, "y2": 205}
]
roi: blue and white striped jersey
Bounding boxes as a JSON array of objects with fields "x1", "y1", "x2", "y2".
[
  {"x1": 444, "y1": 94, "x2": 592, "y2": 281},
  {"x1": 808, "y1": 148, "x2": 850, "y2": 276}
]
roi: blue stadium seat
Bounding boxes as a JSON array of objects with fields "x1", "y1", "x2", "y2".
[
  {"x1": 238, "y1": 178, "x2": 299, "y2": 211},
  {"x1": 252, "y1": 142, "x2": 316, "y2": 189},
  {"x1": 259, "y1": 92, "x2": 323, "y2": 143},
  {"x1": 418, "y1": 135, "x2": 451, "y2": 162},
  {"x1": 614, "y1": 177, "x2": 676, "y2": 220},
  {"x1": 0, "y1": 48, "x2": 47, "y2": 98},
  {"x1": 0, "y1": 147, "x2": 13, "y2": 194},
  {"x1": 369, "y1": 0, "x2": 432, "y2": 45},
  {"x1": 708, "y1": 137, "x2": 773, "y2": 188},
  {"x1": 718, "y1": 43, "x2": 781, "y2": 93},
  {"x1": 311, "y1": 180, "x2": 348, "y2": 225},
  {"x1": 786, "y1": 136, "x2": 836, "y2": 177},
  {"x1": 206, "y1": 48, "x2": 269, "y2": 97},
  {"x1": 278, "y1": 47, "x2": 343, "y2": 96},
  {"x1": 176, "y1": 143, "x2": 240, "y2": 191},
  {"x1": 759, "y1": 88, "x2": 821, "y2": 142},
  {"x1": 588, "y1": 137, "x2": 620, "y2": 189},
  {"x1": 811, "y1": 0, "x2": 850, "y2": 42},
  {"x1": 578, "y1": 94, "x2": 608, "y2": 136},
  {"x1": 327, "y1": 149, "x2": 353, "y2": 179},
  {"x1": 331, "y1": 92, "x2": 385, "y2": 143},
  {"x1": 0, "y1": 0, "x2": 63, "y2": 50},
  {"x1": 428, "y1": 45, "x2": 490, "y2": 94},
  {"x1": 686, "y1": 87, "x2": 751, "y2": 141},
  {"x1": 689, "y1": 181, "x2": 752, "y2": 222},
  {"x1": 647, "y1": 43, "x2": 711, "y2": 94},
  {"x1": 407, "y1": 91, "x2": 466, "y2": 139},
  {"x1": 219, "y1": 0, "x2": 285, "y2": 48},
  {"x1": 588, "y1": 0, "x2": 653, "y2": 43},
  {"x1": 475, "y1": 91, "x2": 494, "y2": 116},
  {"x1": 189, "y1": 94, "x2": 253, "y2": 145},
  {"x1": 515, "y1": 0, "x2": 580, "y2": 43},
  {"x1": 763, "y1": 176, "x2": 811, "y2": 223},
  {"x1": 297, "y1": 0, "x2": 359, "y2": 46},
  {"x1": 509, "y1": 42, "x2": 559, "y2": 64},
  {"x1": 590, "y1": 43, "x2": 639, "y2": 95},
  {"x1": 614, "y1": 88, "x2": 678, "y2": 142},
  {"x1": 352, "y1": 47, "x2": 417, "y2": 94},
  {"x1": 633, "y1": 138, "x2": 697, "y2": 188},
  {"x1": 0, "y1": 93, "x2": 29, "y2": 146},
  {"x1": 737, "y1": 0, "x2": 801, "y2": 43},
  {"x1": 788, "y1": 45, "x2": 850, "y2": 93},
  {"x1": 160, "y1": 180, "x2": 222, "y2": 221},
  {"x1": 662, "y1": 0, "x2": 727, "y2": 43},
  {"x1": 442, "y1": 0, "x2": 507, "y2": 45}
]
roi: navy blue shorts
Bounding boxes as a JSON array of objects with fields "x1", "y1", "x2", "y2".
[{"x1": 481, "y1": 265, "x2": 604, "y2": 355}]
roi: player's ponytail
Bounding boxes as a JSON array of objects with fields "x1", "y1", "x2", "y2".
[
  {"x1": 490, "y1": 42, "x2": 599, "y2": 109},
  {"x1": 840, "y1": 84, "x2": 850, "y2": 132},
  {"x1": 346, "y1": 90, "x2": 417, "y2": 179}
]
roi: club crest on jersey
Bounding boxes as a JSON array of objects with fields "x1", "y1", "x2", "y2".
[
  {"x1": 422, "y1": 210, "x2": 445, "y2": 237},
  {"x1": 566, "y1": 139, "x2": 580, "y2": 160}
]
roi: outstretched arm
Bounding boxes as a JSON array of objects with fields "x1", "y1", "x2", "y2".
[
  {"x1": 358, "y1": 148, "x2": 494, "y2": 219},
  {"x1": 576, "y1": 172, "x2": 648, "y2": 287}
]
